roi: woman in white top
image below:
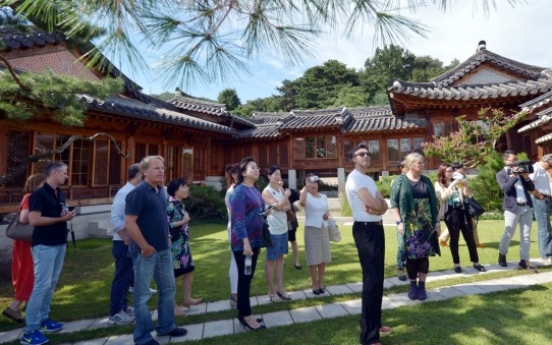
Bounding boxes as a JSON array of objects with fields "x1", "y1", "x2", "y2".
[
  {"x1": 224, "y1": 163, "x2": 240, "y2": 308},
  {"x1": 299, "y1": 173, "x2": 330, "y2": 295},
  {"x1": 262, "y1": 165, "x2": 291, "y2": 302}
]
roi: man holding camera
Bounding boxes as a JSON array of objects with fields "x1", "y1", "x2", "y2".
[
  {"x1": 496, "y1": 150, "x2": 536, "y2": 271},
  {"x1": 529, "y1": 154, "x2": 552, "y2": 265}
]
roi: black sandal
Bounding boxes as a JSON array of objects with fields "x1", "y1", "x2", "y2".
[{"x1": 473, "y1": 264, "x2": 486, "y2": 272}]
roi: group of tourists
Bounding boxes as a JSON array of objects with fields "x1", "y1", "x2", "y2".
[{"x1": 4, "y1": 147, "x2": 552, "y2": 345}]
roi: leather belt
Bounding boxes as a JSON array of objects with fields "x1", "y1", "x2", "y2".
[
  {"x1": 517, "y1": 202, "x2": 528, "y2": 206},
  {"x1": 354, "y1": 221, "x2": 383, "y2": 226}
]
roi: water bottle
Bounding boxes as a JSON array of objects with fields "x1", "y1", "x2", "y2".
[{"x1": 244, "y1": 255, "x2": 252, "y2": 275}]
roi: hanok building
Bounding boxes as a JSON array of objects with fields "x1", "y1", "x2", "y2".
[
  {"x1": 517, "y1": 90, "x2": 552, "y2": 152},
  {"x1": 1, "y1": 35, "x2": 551, "y2": 218}
]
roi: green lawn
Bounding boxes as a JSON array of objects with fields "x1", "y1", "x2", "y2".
[{"x1": 0, "y1": 220, "x2": 549, "y2": 344}]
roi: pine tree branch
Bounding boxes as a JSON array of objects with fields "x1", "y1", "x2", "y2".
[{"x1": 0, "y1": 53, "x2": 30, "y2": 91}]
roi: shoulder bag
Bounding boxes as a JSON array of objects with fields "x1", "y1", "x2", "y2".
[
  {"x1": 261, "y1": 217, "x2": 273, "y2": 248},
  {"x1": 327, "y1": 216, "x2": 341, "y2": 242},
  {"x1": 5, "y1": 212, "x2": 33, "y2": 242},
  {"x1": 464, "y1": 197, "x2": 485, "y2": 218}
]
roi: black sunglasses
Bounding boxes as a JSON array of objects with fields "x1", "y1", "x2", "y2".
[{"x1": 354, "y1": 152, "x2": 370, "y2": 158}]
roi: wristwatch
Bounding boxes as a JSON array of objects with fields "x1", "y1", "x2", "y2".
[{"x1": 396, "y1": 220, "x2": 403, "y2": 225}]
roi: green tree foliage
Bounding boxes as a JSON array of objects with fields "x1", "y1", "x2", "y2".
[
  {"x1": 469, "y1": 150, "x2": 505, "y2": 212},
  {"x1": 0, "y1": 70, "x2": 123, "y2": 127},
  {"x1": 277, "y1": 60, "x2": 360, "y2": 110},
  {"x1": 149, "y1": 91, "x2": 174, "y2": 101},
  {"x1": 217, "y1": 88, "x2": 241, "y2": 111},
  {"x1": 423, "y1": 108, "x2": 527, "y2": 168},
  {"x1": 332, "y1": 84, "x2": 369, "y2": 108}
]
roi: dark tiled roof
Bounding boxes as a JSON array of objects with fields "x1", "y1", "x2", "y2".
[
  {"x1": 280, "y1": 108, "x2": 346, "y2": 129},
  {"x1": 389, "y1": 79, "x2": 552, "y2": 101},
  {"x1": 431, "y1": 47, "x2": 547, "y2": 87},
  {"x1": 249, "y1": 112, "x2": 292, "y2": 125},
  {"x1": 233, "y1": 123, "x2": 282, "y2": 139},
  {"x1": 536, "y1": 132, "x2": 552, "y2": 144},
  {"x1": 0, "y1": 29, "x2": 62, "y2": 50},
  {"x1": 519, "y1": 89, "x2": 552, "y2": 112},
  {"x1": 343, "y1": 105, "x2": 427, "y2": 133},
  {"x1": 518, "y1": 114, "x2": 552, "y2": 133},
  {"x1": 169, "y1": 94, "x2": 227, "y2": 116},
  {"x1": 79, "y1": 95, "x2": 234, "y2": 134}
]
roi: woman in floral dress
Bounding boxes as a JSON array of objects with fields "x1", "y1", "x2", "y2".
[
  {"x1": 391, "y1": 152, "x2": 440, "y2": 301},
  {"x1": 167, "y1": 178, "x2": 202, "y2": 316}
]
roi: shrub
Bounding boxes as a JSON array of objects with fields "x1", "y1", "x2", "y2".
[
  {"x1": 469, "y1": 150, "x2": 505, "y2": 213},
  {"x1": 185, "y1": 184, "x2": 226, "y2": 220}
]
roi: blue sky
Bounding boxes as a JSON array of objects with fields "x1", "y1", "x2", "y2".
[{"x1": 115, "y1": 0, "x2": 552, "y2": 103}]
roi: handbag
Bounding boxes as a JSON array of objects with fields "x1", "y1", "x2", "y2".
[
  {"x1": 261, "y1": 218, "x2": 273, "y2": 248},
  {"x1": 327, "y1": 217, "x2": 341, "y2": 242},
  {"x1": 5, "y1": 212, "x2": 33, "y2": 242},
  {"x1": 464, "y1": 197, "x2": 485, "y2": 218}
]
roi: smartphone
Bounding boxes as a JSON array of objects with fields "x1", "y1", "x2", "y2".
[
  {"x1": 68, "y1": 206, "x2": 75, "y2": 212},
  {"x1": 261, "y1": 206, "x2": 274, "y2": 215}
]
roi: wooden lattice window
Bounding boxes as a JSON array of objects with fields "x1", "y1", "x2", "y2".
[
  {"x1": 4, "y1": 130, "x2": 31, "y2": 187},
  {"x1": 182, "y1": 148, "x2": 193, "y2": 181},
  {"x1": 92, "y1": 140, "x2": 109, "y2": 186},
  {"x1": 71, "y1": 140, "x2": 91, "y2": 186},
  {"x1": 109, "y1": 142, "x2": 122, "y2": 185},
  {"x1": 33, "y1": 132, "x2": 54, "y2": 174}
]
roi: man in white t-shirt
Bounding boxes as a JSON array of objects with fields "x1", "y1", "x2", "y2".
[
  {"x1": 530, "y1": 154, "x2": 552, "y2": 265},
  {"x1": 345, "y1": 144, "x2": 391, "y2": 345}
]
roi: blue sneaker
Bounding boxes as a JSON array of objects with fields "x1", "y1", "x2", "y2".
[
  {"x1": 40, "y1": 319, "x2": 63, "y2": 332},
  {"x1": 20, "y1": 330, "x2": 49, "y2": 345}
]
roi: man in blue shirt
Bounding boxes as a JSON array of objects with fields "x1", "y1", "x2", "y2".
[{"x1": 125, "y1": 156, "x2": 187, "y2": 345}]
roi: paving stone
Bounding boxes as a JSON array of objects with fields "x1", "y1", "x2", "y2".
[
  {"x1": 346, "y1": 282, "x2": 363, "y2": 293},
  {"x1": 105, "y1": 333, "x2": 134, "y2": 345},
  {"x1": 206, "y1": 300, "x2": 232, "y2": 313},
  {"x1": 315, "y1": 303, "x2": 349, "y2": 318},
  {"x1": 256, "y1": 294, "x2": 273, "y2": 305},
  {"x1": 249, "y1": 296, "x2": 259, "y2": 307},
  {"x1": 326, "y1": 284, "x2": 354, "y2": 296},
  {"x1": 381, "y1": 295, "x2": 399, "y2": 310},
  {"x1": 383, "y1": 279, "x2": 397, "y2": 288},
  {"x1": 184, "y1": 303, "x2": 207, "y2": 316},
  {"x1": 471, "y1": 281, "x2": 509, "y2": 293},
  {"x1": 171, "y1": 323, "x2": 203, "y2": 342},
  {"x1": 510, "y1": 273, "x2": 552, "y2": 285},
  {"x1": 74, "y1": 339, "x2": 107, "y2": 345},
  {"x1": 288, "y1": 290, "x2": 308, "y2": 301},
  {"x1": 433, "y1": 286, "x2": 466, "y2": 299},
  {"x1": 262, "y1": 310, "x2": 294, "y2": 328},
  {"x1": 452, "y1": 284, "x2": 488, "y2": 295},
  {"x1": 289, "y1": 306, "x2": 322, "y2": 323},
  {"x1": 89, "y1": 317, "x2": 112, "y2": 330},
  {"x1": 423, "y1": 290, "x2": 447, "y2": 302},
  {"x1": 203, "y1": 319, "x2": 234, "y2": 338},
  {"x1": 0, "y1": 328, "x2": 23, "y2": 343},
  {"x1": 60, "y1": 318, "x2": 96, "y2": 334},
  {"x1": 152, "y1": 334, "x2": 170, "y2": 344},
  {"x1": 490, "y1": 277, "x2": 531, "y2": 290},
  {"x1": 386, "y1": 277, "x2": 408, "y2": 286},
  {"x1": 340, "y1": 298, "x2": 362, "y2": 315},
  {"x1": 385, "y1": 293, "x2": 420, "y2": 307}
]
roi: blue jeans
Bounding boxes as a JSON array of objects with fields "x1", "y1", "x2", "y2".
[
  {"x1": 499, "y1": 206, "x2": 533, "y2": 261},
  {"x1": 24, "y1": 244, "x2": 66, "y2": 334},
  {"x1": 110, "y1": 240, "x2": 133, "y2": 316},
  {"x1": 132, "y1": 249, "x2": 176, "y2": 344},
  {"x1": 531, "y1": 196, "x2": 552, "y2": 259}
]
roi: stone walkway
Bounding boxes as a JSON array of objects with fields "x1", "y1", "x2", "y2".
[{"x1": 2, "y1": 260, "x2": 551, "y2": 344}]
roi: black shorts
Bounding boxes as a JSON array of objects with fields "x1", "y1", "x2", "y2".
[{"x1": 288, "y1": 228, "x2": 297, "y2": 242}]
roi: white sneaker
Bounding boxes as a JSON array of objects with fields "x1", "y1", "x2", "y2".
[
  {"x1": 107, "y1": 312, "x2": 134, "y2": 325},
  {"x1": 542, "y1": 258, "x2": 552, "y2": 266},
  {"x1": 149, "y1": 288, "x2": 157, "y2": 294}
]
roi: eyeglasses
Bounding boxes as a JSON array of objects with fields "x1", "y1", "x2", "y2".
[{"x1": 354, "y1": 152, "x2": 370, "y2": 158}]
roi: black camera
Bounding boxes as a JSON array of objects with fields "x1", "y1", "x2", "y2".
[{"x1": 506, "y1": 160, "x2": 534, "y2": 174}]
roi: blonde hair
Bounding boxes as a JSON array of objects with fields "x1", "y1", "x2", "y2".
[
  {"x1": 403, "y1": 152, "x2": 425, "y2": 168},
  {"x1": 139, "y1": 155, "x2": 165, "y2": 173}
]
